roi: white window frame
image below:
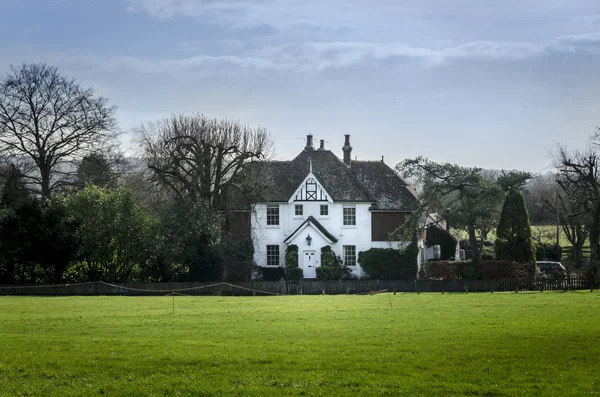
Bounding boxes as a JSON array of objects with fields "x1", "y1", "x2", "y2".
[
  {"x1": 266, "y1": 205, "x2": 279, "y2": 226},
  {"x1": 343, "y1": 245, "x2": 357, "y2": 267},
  {"x1": 320, "y1": 204, "x2": 329, "y2": 217},
  {"x1": 295, "y1": 204, "x2": 303, "y2": 216},
  {"x1": 342, "y1": 205, "x2": 356, "y2": 226},
  {"x1": 266, "y1": 245, "x2": 280, "y2": 266}
]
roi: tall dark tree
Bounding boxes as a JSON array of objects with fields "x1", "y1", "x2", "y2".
[
  {"x1": 75, "y1": 149, "x2": 129, "y2": 189},
  {"x1": 1, "y1": 164, "x2": 30, "y2": 207},
  {"x1": 495, "y1": 190, "x2": 535, "y2": 269},
  {"x1": 137, "y1": 113, "x2": 273, "y2": 210},
  {"x1": 0, "y1": 63, "x2": 117, "y2": 198},
  {"x1": 0, "y1": 200, "x2": 78, "y2": 284}
]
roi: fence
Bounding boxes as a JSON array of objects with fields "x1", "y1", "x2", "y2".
[{"x1": 0, "y1": 275, "x2": 598, "y2": 296}]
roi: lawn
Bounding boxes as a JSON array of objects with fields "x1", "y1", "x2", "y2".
[{"x1": 0, "y1": 293, "x2": 598, "y2": 396}]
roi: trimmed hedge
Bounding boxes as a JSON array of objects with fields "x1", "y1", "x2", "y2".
[
  {"x1": 358, "y1": 242, "x2": 419, "y2": 280},
  {"x1": 260, "y1": 267, "x2": 285, "y2": 281},
  {"x1": 421, "y1": 260, "x2": 533, "y2": 280}
]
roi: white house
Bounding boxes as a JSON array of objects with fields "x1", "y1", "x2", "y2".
[{"x1": 227, "y1": 135, "x2": 419, "y2": 278}]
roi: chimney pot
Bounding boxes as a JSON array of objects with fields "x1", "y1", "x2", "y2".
[
  {"x1": 318, "y1": 139, "x2": 325, "y2": 150},
  {"x1": 304, "y1": 134, "x2": 314, "y2": 151},
  {"x1": 342, "y1": 134, "x2": 352, "y2": 166}
]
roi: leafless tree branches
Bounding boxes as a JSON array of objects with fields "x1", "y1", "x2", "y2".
[
  {"x1": 136, "y1": 113, "x2": 274, "y2": 210},
  {"x1": 0, "y1": 63, "x2": 117, "y2": 198}
]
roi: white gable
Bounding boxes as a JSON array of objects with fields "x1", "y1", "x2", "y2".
[{"x1": 288, "y1": 172, "x2": 333, "y2": 203}]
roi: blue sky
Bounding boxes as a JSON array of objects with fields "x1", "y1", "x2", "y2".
[{"x1": 1, "y1": 0, "x2": 600, "y2": 173}]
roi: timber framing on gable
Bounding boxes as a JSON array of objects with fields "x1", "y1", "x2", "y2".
[{"x1": 288, "y1": 172, "x2": 333, "y2": 203}]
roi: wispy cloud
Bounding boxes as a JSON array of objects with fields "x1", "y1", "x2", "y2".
[{"x1": 10, "y1": 32, "x2": 599, "y2": 77}]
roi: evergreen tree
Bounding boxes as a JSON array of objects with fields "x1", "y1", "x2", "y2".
[
  {"x1": 495, "y1": 190, "x2": 535, "y2": 271},
  {"x1": 1, "y1": 164, "x2": 29, "y2": 207}
]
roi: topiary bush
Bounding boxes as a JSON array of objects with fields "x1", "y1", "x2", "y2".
[
  {"x1": 359, "y1": 242, "x2": 418, "y2": 280},
  {"x1": 286, "y1": 266, "x2": 304, "y2": 281},
  {"x1": 284, "y1": 244, "x2": 303, "y2": 280},
  {"x1": 316, "y1": 246, "x2": 352, "y2": 280},
  {"x1": 495, "y1": 190, "x2": 535, "y2": 271}
]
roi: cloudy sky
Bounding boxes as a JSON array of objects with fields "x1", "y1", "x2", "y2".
[{"x1": 1, "y1": 0, "x2": 599, "y2": 172}]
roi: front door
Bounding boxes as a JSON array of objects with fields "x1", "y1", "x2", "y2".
[{"x1": 302, "y1": 250, "x2": 317, "y2": 279}]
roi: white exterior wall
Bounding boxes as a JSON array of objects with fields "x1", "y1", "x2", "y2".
[{"x1": 252, "y1": 201, "x2": 410, "y2": 278}]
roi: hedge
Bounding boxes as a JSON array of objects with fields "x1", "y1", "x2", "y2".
[
  {"x1": 358, "y1": 242, "x2": 418, "y2": 280},
  {"x1": 421, "y1": 260, "x2": 533, "y2": 280}
]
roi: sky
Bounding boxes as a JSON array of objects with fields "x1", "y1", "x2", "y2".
[{"x1": 1, "y1": 0, "x2": 600, "y2": 173}]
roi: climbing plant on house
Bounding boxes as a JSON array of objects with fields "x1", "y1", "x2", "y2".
[{"x1": 285, "y1": 244, "x2": 303, "y2": 281}]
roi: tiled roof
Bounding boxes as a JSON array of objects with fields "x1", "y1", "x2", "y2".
[{"x1": 230, "y1": 150, "x2": 418, "y2": 211}]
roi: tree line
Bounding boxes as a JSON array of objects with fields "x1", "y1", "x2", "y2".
[
  {"x1": 0, "y1": 63, "x2": 597, "y2": 284},
  {"x1": 0, "y1": 64, "x2": 270, "y2": 285}
]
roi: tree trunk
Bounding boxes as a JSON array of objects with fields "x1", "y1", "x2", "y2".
[{"x1": 468, "y1": 224, "x2": 480, "y2": 263}]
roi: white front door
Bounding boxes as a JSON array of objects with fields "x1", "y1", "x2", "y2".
[{"x1": 302, "y1": 250, "x2": 317, "y2": 279}]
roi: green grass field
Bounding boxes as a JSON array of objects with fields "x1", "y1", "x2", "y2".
[{"x1": 1, "y1": 293, "x2": 598, "y2": 396}]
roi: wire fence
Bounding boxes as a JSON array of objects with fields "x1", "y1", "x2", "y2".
[{"x1": 0, "y1": 275, "x2": 598, "y2": 296}]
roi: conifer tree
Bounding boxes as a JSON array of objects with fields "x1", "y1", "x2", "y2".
[{"x1": 495, "y1": 189, "x2": 535, "y2": 271}]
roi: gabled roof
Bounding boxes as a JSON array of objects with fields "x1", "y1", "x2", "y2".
[
  {"x1": 230, "y1": 149, "x2": 419, "y2": 211},
  {"x1": 349, "y1": 161, "x2": 418, "y2": 211},
  {"x1": 284, "y1": 216, "x2": 338, "y2": 244}
]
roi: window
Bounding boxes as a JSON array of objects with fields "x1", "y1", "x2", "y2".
[
  {"x1": 343, "y1": 206, "x2": 356, "y2": 226},
  {"x1": 343, "y1": 245, "x2": 356, "y2": 267},
  {"x1": 320, "y1": 204, "x2": 328, "y2": 216},
  {"x1": 267, "y1": 205, "x2": 279, "y2": 226},
  {"x1": 295, "y1": 204, "x2": 303, "y2": 216},
  {"x1": 433, "y1": 245, "x2": 441, "y2": 259},
  {"x1": 266, "y1": 245, "x2": 280, "y2": 266}
]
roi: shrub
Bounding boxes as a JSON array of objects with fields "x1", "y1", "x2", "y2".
[
  {"x1": 480, "y1": 248, "x2": 495, "y2": 261},
  {"x1": 222, "y1": 259, "x2": 254, "y2": 282},
  {"x1": 420, "y1": 260, "x2": 533, "y2": 280},
  {"x1": 479, "y1": 260, "x2": 531, "y2": 279},
  {"x1": 316, "y1": 246, "x2": 352, "y2": 280},
  {"x1": 453, "y1": 260, "x2": 479, "y2": 280},
  {"x1": 421, "y1": 260, "x2": 455, "y2": 280},
  {"x1": 286, "y1": 267, "x2": 304, "y2": 281},
  {"x1": 535, "y1": 243, "x2": 562, "y2": 261},
  {"x1": 285, "y1": 244, "x2": 299, "y2": 268},
  {"x1": 260, "y1": 267, "x2": 285, "y2": 281},
  {"x1": 216, "y1": 240, "x2": 255, "y2": 282},
  {"x1": 359, "y1": 242, "x2": 418, "y2": 280}
]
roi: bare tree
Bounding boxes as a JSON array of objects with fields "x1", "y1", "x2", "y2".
[
  {"x1": 542, "y1": 176, "x2": 590, "y2": 266},
  {"x1": 554, "y1": 134, "x2": 600, "y2": 262},
  {"x1": 137, "y1": 113, "x2": 274, "y2": 210},
  {"x1": 0, "y1": 63, "x2": 117, "y2": 199}
]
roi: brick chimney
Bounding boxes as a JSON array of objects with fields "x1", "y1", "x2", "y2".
[
  {"x1": 318, "y1": 139, "x2": 325, "y2": 151},
  {"x1": 304, "y1": 134, "x2": 314, "y2": 151},
  {"x1": 342, "y1": 134, "x2": 352, "y2": 166}
]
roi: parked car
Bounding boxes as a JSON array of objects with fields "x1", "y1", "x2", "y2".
[{"x1": 536, "y1": 261, "x2": 566, "y2": 278}]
